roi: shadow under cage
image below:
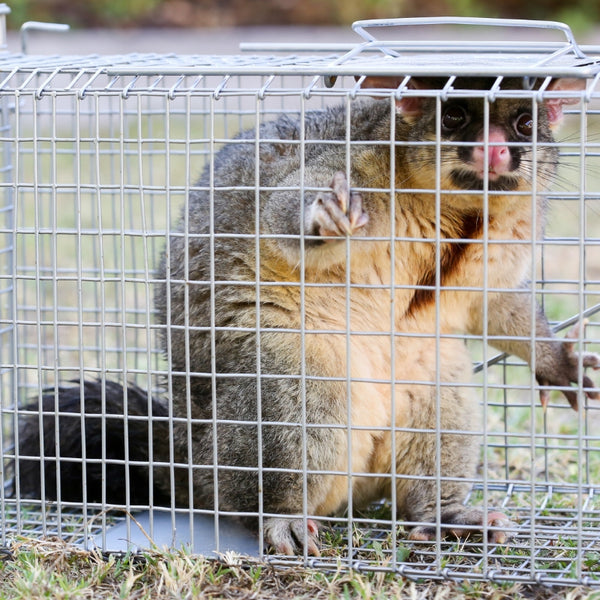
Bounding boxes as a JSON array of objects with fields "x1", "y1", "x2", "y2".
[{"x1": 1, "y1": 17, "x2": 600, "y2": 587}]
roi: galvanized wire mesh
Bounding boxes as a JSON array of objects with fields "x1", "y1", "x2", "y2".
[{"x1": 1, "y1": 19, "x2": 600, "y2": 586}]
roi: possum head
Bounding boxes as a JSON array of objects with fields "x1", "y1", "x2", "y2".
[{"x1": 361, "y1": 76, "x2": 586, "y2": 193}]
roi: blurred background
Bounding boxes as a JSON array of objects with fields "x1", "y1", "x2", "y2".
[{"x1": 5, "y1": 0, "x2": 599, "y2": 34}]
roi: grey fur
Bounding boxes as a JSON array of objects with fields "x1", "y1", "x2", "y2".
[{"x1": 17, "y1": 78, "x2": 599, "y2": 554}]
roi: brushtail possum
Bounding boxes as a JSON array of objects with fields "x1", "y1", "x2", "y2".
[{"x1": 17, "y1": 75, "x2": 599, "y2": 555}]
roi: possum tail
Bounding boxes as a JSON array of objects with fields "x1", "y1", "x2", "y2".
[{"x1": 16, "y1": 379, "x2": 172, "y2": 506}]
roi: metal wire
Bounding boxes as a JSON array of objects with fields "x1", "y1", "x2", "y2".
[{"x1": 0, "y1": 21, "x2": 599, "y2": 587}]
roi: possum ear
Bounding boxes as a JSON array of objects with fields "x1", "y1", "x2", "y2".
[
  {"x1": 359, "y1": 76, "x2": 428, "y2": 117},
  {"x1": 544, "y1": 78, "x2": 586, "y2": 127}
]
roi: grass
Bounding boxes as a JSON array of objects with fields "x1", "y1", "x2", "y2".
[
  {"x1": 0, "y1": 537, "x2": 599, "y2": 600},
  {"x1": 1, "y1": 84, "x2": 600, "y2": 597},
  {"x1": 1, "y1": 490, "x2": 599, "y2": 597}
]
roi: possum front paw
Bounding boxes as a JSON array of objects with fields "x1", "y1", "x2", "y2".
[
  {"x1": 536, "y1": 320, "x2": 600, "y2": 411},
  {"x1": 305, "y1": 171, "x2": 368, "y2": 239},
  {"x1": 408, "y1": 509, "x2": 514, "y2": 545},
  {"x1": 264, "y1": 517, "x2": 320, "y2": 556}
]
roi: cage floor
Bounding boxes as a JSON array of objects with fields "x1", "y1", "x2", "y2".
[{"x1": 2, "y1": 484, "x2": 599, "y2": 586}]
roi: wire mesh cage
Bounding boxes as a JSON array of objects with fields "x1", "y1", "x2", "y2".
[{"x1": 1, "y1": 15, "x2": 600, "y2": 587}]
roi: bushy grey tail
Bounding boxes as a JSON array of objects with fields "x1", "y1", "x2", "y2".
[{"x1": 17, "y1": 379, "x2": 171, "y2": 505}]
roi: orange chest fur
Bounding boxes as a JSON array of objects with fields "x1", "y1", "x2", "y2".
[{"x1": 302, "y1": 192, "x2": 536, "y2": 339}]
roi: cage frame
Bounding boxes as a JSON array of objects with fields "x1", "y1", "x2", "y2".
[{"x1": 0, "y1": 15, "x2": 600, "y2": 587}]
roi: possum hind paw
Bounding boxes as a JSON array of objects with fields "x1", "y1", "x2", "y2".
[
  {"x1": 408, "y1": 510, "x2": 514, "y2": 545},
  {"x1": 264, "y1": 517, "x2": 320, "y2": 556}
]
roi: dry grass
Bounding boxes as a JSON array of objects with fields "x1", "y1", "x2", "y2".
[
  {"x1": 0, "y1": 537, "x2": 598, "y2": 600},
  {"x1": 3, "y1": 83, "x2": 600, "y2": 599}
]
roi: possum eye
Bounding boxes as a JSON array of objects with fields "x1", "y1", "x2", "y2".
[
  {"x1": 515, "y1": 113, "x2": 534, "y2": 137},
  {"x1": 441, "y1": 105, "x2": 468, "y2": 131}
]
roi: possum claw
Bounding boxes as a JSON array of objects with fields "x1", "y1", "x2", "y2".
[
  {"x1": 536, "y1": 320, "x2": 600, "y2": 411},
  {"x1": 307, "y1": 171, "x2": 368, "y2": 238},
  {"x1": 485, "y1": 511, "x2": 515, "y2": 544},
  {"x1": 264, "y1": 517, "x2": 320, "y2": 556},
  {"x1": 408, "y1": 510, "x2": 514, "y2": 544}
]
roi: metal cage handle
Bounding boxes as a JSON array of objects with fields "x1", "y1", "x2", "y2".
[
  {"x1": 352, "y1": 17, "x2": 587, "y2": 59},
  {"x1": 20, "y1": 21, "x2": 70, "y2": 54}
]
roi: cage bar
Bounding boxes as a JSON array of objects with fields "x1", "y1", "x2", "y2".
[{"x1": 0, "y1": 17, "x2": 599, "y2": 587}]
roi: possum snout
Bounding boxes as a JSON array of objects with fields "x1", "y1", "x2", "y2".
[{"x1": 472, "y1": 128, "x2": 512, "y2": 180}]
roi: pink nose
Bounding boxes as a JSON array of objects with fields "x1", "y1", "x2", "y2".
[{"x1": 472, "y1": 128, "x2": 510, "y2": 176}]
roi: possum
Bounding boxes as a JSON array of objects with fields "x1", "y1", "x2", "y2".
[{"x1": 17, "y1": 75, "x2": 599, "y2": 556}]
